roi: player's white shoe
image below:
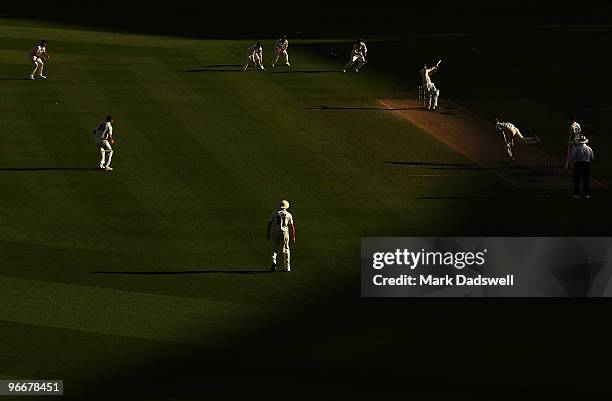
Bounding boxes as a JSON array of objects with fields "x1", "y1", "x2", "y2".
[
  {"x1": 99, "y1": 164, "x2": 105, "y2": 169},
  {"x1": 285, "y1": 63, "x2": 290, "y2": 66},
  {"x1": 271, "y1": 63, "x2": 275, "y2": 67},
  {"x1": 285, "y1": 266, "x2": 291, "y2": 272},
  {"x1": 105, "y1": 166, "x2": 113, "y2": 171},
  {"x1": 28, "y1": 75, "x2": 35, "y2": 80},
  {"x1": 342, "y1": 69, "x2": 346, "y2": 73},
  {"x1": 38, "y1": 75, "x2": 47, "y2": 79}
]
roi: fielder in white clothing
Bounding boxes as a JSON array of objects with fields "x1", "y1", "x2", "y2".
[
  {"x1": 28, "y1": 40, "x2": 49, "y2": 80},
  {"x1": 420, "y1": 62, "x2": 440, "y2": 110},
  {"x1": 272, "y1": 36, "x2": 290, "y2": 67},
  {"x1": 495, "y1": 119, "x2": 541, "y2": 160},
  {"x1": 565, "y1": 115, "x2": 582, "y2": 169},
  {"x1": 93, "y1": 115, "x2": 115, "y2": 171},
  {"x1": 242, "y1": 42, "x2": 265, "y2": 71},
  {"x1": 267, "y1": 200, "x2": 296, "y2": 272},
  {"x1": 343, "y1": 39, "x2": 367, "y2": 72}
]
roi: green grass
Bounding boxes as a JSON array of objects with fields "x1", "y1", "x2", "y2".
[{"x1": 1, "y1": 20, "x2": 611, "y2": 400}]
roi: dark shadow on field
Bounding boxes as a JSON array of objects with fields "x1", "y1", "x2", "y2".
[
  {"x1": 200, "y1": 64, "x2": 242, "y2": 68},
  {"x1": 385, "y1": 161, "x2": 474, "y2": 168},
  {"x1": 306, "y1": 106, "x2": 418, "y2": 111},
  {"x1": 79, "y1": 287, "x2": 612, "y2": 401},
  {"x1": 270, "y1": 70, "x2": 338, "y2": 74},
  {"x1": 0, "y1": 78, "x2": 29, "y2": 81},
  {"x1": 418, "y1": 195, "x2": 571, "y2": 200},
  {"x1": 184, "y1": 69, "x2": 243, "y2": 73},
  {"x1": 386, "y1": 161, "x2": 570, "y2": 173},
  {"x1": 93, "y1": 270, "x2": 273, "y2": 275},
  {"x1": 0, "y1": 167, "x2": 100, "y2": 171}
]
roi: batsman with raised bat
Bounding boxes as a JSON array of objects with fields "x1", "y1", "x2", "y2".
[
  {"x1": 419, "y1": 60, "x2": 441, "y2": 110},
  {"x1": 28, "y1": 40, "x2": 49, "y2": 80}
]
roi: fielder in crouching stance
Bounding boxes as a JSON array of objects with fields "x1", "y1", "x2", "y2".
[
  {"x1": 272, "y1": 35, "x2": 289, "y2": 67},
  {"x1": 28, "y1": 40, "x2": 49, "y2": 80},
  {"x1": 420, "y1": 61, "x2": 441, "y2": 110},
  {"x1": 93, "y1": 115, "x2": 115, "y2": 171},
  {"x1": 267, "y1": 200, "x2": 296, "y2": 272},
  {"x1": 495, "y1": 119, "x2": 541, "y2": 160},
  {"x1": 343, "y1": 39, "x2": 367, "y2": 72},
  {"x1": 242, "y1": 42, "x2": 265, "y2": 71}
]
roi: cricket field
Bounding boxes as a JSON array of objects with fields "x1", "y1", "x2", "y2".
[{"x1": 1, "y1": 19, "x2": 611, "y2": 400}]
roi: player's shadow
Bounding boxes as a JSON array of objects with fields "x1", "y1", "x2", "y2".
[
  {"x1": 93, "y1": 270, "x2": 273, "y2": 275},
  {"x1": 0, "y1": 167, "x2": 100, "y2": 171},
  {"x1": 270, "y1": 70, "x2": 338, "y2": 74},
  {"x1": 306, "y1": 106, "x2": 418, "y2": 111},
  {"x1": 184, "y1": 69, "x2": 243, "y2": 73},
  {"x1": 0, "y1": 77, "x2": 29, "y2": 81},
  {"x1": 385, "y1": 161, "x2": 475, "y2": 169},
  {"x1": 200, "y1": 64, "x2": 242, "y2": 68}
]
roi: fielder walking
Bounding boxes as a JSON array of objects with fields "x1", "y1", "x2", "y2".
[
  {"x1": 272, "y1": 35, "x2": 290, "y2": 67},
  {"x1": 571, "y1": 135, "x2": 594, "y2": 199},
  {"x1": 419, "y1": 62, "x2": 441, "y2": 111},
  {"x1": 242, "y1": 42, "x2": 265, "y2": 71},
  {"x1": 28, "y1": 40, "x2": 49, "y2": 80},
  {"x1": 495, "y1": 119, "x2": 541, "y2": 160},
  {"x1": 343, "y1": 39, "x2": 367, "y2": 72},
  {"x1": 564, "y1": 115, "x2": 582, "y2": 169},
  {"x1": 267, "y1": 200, "x2": 296, "y2": 272},
  {"x1": 93, "y1": 115, "x2": 115, "y2": 171}
]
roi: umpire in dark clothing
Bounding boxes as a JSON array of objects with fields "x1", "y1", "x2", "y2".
[{"x1": 571, "y1": 135, "x2": 594, "y2": 198}]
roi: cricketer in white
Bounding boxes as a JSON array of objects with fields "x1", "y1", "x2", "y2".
[
  {"x1": 272, "y1": 36, "x2": 290, "y2": 67},
  {"x1": 242, "y1": 42, "x2": 265, "y2": 71},
  {"x1": 419, "y1": 62, "x2": 440, "y2": 111},
  {"x1": 93, "y1": 115, "x2": 115, "y2": 171},
  {"x1": 28, "y1": 40, "x2": 49, "y2": 80},
  {"x1": 267, "y1": 200, "x2": 296, "y2": 272},
  {"x1": 495, "y1": 119, "x2": 542, "y2": 160},
  {"x1": 343, "y1": 39, "x2": 367, "y2": 72},
  {"x1": 565, "y1": 115, "x2": 582, "y2": 169}
]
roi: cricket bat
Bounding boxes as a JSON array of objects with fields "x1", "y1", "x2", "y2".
[{"x1": 436, "y1": 59, "x2": 442, "y2": 67}]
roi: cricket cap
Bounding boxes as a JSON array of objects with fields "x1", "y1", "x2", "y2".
[{"x1": 279, "y1": 200, "x2": 289, "y2": 209}]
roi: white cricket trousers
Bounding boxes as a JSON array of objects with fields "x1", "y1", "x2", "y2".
[
  {"x1": 274, "y1": 50, "x2": 289, "y2": 65},
  {"x1": 30, "y1": 56, "x2": 44, "y2": 77},
  {"x1": 510, "y1": 127, "x2": 539, "y2": 144},
  {"x1": 243, "y1": 53, "x2": 263, "y2": 71},
  {"x1": 271, "y1": 231, "x2": 290, "y2": 270},
  {"x1": 344, "y1": 54, "x2": 366, "y2": 71},
  {"x1": 426, "y1": 83, "x2": 439, "y2": 109},
  {"x1": 97, "y1": 140, "x2": 113, "y2": 167}
]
